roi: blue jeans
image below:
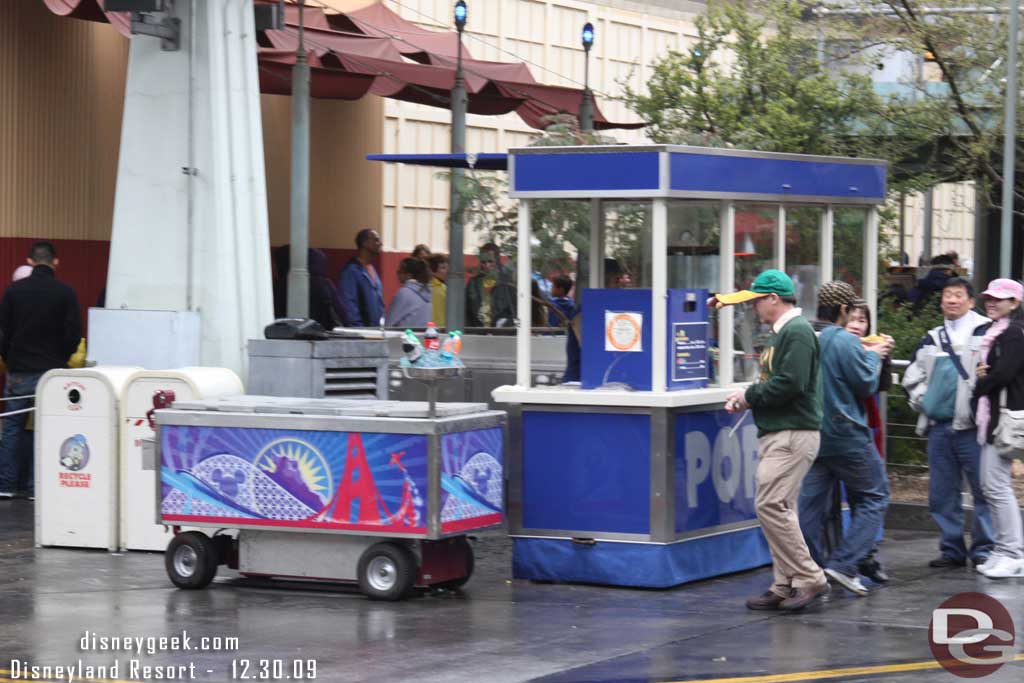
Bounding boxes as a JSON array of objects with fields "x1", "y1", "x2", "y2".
[
  {"x1": 798, "y1": 443, "x2": 890, "y2": 576},
  {"x1": 927, "y1": 422, "x2": 994, "y2": 562},
  {"x1": 0, "y1": 372, "x2": 43, "y2": 495}
]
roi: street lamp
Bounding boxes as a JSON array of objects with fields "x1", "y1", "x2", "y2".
[
  {"x1": 580, "y1": 22, "x2": 595, "y2": 132},
  {"x1": 287, "y1": 0, "x2": 311, "y2": 318},
  {"x1": 447, "y1": 1, "x2": 469, "y2": 332}
]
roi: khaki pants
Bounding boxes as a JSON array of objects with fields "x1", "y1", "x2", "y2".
[{"x1": 756, "y1": 429, "x2": 825, "y2": 597}]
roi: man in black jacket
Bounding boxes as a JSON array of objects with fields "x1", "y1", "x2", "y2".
[{"x1": 0, "y1": 242, "x2": 82, "y2": 499}]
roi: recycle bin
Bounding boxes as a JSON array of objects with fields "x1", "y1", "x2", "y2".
[
  {"x1": 35, "y1": 367, "x2": 140, "y2": 551},
  {"x1": 120, "y1": 368, "x2": 243, "y2": 551}
]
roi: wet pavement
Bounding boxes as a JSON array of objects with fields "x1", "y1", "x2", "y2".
[{"x1": 2, "y1": 499, "x2": 1023, "y2": 683}]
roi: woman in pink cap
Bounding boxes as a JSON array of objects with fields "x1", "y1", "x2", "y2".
[{"x1": 972, "y1": 278, "x2": 1024, "y2": 578}]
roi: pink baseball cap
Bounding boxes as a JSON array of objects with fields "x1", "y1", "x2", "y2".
[{"x1": 981, "y1": 278, "x2": 1024, "y2": 300}]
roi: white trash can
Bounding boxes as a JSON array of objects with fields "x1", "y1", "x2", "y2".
[
  {"x1": 120, "y1": 368, "x2": 243, "y2": 551},
  {"x1": 35, "y1": 367, "x2": 140, "y2": 550}
]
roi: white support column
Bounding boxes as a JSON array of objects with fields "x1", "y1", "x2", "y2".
[
  {"x1": 516, "y1": 199, "x2": 532, "y2": 388},
  {"x1": 775, "y1": 204, "x2": 786, "y2": 272},
  {"x1": 820, "y1": 205, "x2": 834, "y2": 284},
  {"x1": 589, "y1": 199, "x2": 602, "y2": 288},
  {"x1": 718, "y1": 201, "x2": 736, "y2": 387},
  {"x1": 865, "y1": 206, "x2": 880, "y2": 334},
  {"x1": 652, "y1": 198, "x2": 668, "y2": 392},
  {"x1": 105, "y1": 0, "x2": 272, "y2": 377}
]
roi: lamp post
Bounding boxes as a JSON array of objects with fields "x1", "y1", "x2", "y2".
[
  {"x1": 446, "y1": 0, "x2": 468, "y2": 332},
  {"x1": 580, "y1": 22, "x2": 595, "y2": 133},
  {"x1": 287, "y1": 0, "x2": 310, "y2": 318},
  {"x1": 1000, "y1": 0, "x2": 1020, "y2": 277}
]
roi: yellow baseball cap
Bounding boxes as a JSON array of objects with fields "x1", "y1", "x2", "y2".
[{"x1": 711, "y1": 270, "x2": 795, "y2": 308}]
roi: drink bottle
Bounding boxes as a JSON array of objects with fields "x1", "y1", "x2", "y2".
[{"x1": 424, "y1": 322, "x2": 441, "y2": 351}]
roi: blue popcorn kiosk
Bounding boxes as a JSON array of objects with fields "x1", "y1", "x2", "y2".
[{"x1": 492, "y1": 144, "x2": 887, "y2": 587}]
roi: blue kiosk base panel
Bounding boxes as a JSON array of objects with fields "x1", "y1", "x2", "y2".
[{"x1": 512, "y1": 527, "x2": 772, "y2": 589}]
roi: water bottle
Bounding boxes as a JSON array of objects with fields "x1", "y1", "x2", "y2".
[
  {"x1": 403, "y1": 329, "x2": 423, "y2": 363},
  {"x1": 424, "y1": 322, "x2": 441, "y2": 351}
]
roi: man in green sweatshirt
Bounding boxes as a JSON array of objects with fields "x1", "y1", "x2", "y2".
[{"x1": 712, "y1": 269, "x2": 828, "y2": 611}]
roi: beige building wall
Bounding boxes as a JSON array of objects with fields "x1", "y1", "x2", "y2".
[
  {"x1": 0, "y1": 1, "x2": 128, "y2": 242},
  {"x1": 262, "y1": 95, "x2": 385, "y2": 250},
  {"x1": 372, "y1": 0, "x2": 703, "y2": 255},
  {"x1": 892, "y1": 183, "x2": 976, "y2": 269}
]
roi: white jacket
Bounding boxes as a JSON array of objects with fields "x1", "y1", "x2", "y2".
[{"x1": 901, "y1": 311, "x2": 991, "y2": 435}]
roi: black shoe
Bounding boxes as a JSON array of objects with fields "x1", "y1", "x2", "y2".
[
  {"x1": 928, "y1": 556, "x2": 966, "y2": 568},
  {"x1": 858, "y1": 560, "x2": 890, "y2": 584},
  {"x1": 745, "y1": 590, "x2": 789, "y2": 611}
]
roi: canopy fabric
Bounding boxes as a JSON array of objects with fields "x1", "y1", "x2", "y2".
[
  {"x1": 43, "y1": 0, "x2": 130, "y2": 34},
  {"x1": 42, "y1": 0, "x2": 645, "y2": 131}
]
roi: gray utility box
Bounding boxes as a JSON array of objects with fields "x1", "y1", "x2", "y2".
[{"x1": 247, "y1": 339, "x2": 388, "y2": 399}]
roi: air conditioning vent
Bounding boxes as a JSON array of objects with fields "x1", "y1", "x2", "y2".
[{"x1": 323, "y1": 367, "x2": 379, "y2": 399}]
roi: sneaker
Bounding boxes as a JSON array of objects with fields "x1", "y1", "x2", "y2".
[
  {"x1": 974, "y1": 557, "x2": 992, "y2": 574},
  {"x1": 27, "y1": 496, "x2": 34, "y2": 502},
  {"x1": 779, "y1": 582, "x2": 831, "y2": 611},
  {"x1": 858, "y1": 560, "x2": 890, "y2": 584},
  {"x1": 745, "y1": 590, "x2": 789, "y2": 611},
  {"x1": 826, "y1": 567, "x2": 870, "y2": 596},
  {"x1": 929, "y1": 556, "x2": 966, "y2": 568},
  {"x1": 0, "y1": 492, "x2": 13, "y2": 500},
  {"x1": 980, "y1": 556, "x2": 1024, "y2": 579}
]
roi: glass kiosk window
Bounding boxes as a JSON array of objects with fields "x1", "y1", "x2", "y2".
[
  {"x1": 733, "y1": 205, "x2": 779, "y2": 383},
  {"x1": 834, "y1": 207, "x2": 867, "y2": 292},
  {"x1": 786, "y1": 206, "x2": 824, "y2": 315},
  {"x1": 603, "y1": 202, "x2": 652, "y2": 287},
  {"x1": 667, "y1": 201, "x2": 722, "y2": 385}
]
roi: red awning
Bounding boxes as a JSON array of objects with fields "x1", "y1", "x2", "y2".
[{"x1": 42, "y1": 0, "x2": 646, "y2": 131}]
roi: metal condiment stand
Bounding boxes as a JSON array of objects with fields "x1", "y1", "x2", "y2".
[{"x1": 401, "y1": 366, "x2": 465, "y2": 418}]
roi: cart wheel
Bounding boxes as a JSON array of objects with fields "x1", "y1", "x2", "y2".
[
  {"x1": 438, "y1": 537, "x2": 474, "y2": 589},
  {"x1": 357, "y1": 543, "x2": 417, "y2": 601},
  {"x1": 165, "y1": 532, "x2": 218, "y2": 590}
]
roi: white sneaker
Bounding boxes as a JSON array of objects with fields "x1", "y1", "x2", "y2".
[
  {"x1": 825, "y1": 567, "x2": 870, "y2": 595},
  {"x1": 980, "y1": 556, "x2": 1024, "y2": 579},
  {"x1": 974, "y1": 557, "x2": 992, "y2": 574},
  {"x1": 0, "y1": 492, "x2": 13, "y2": 499}
]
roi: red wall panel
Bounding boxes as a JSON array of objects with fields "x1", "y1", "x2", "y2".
[{"x1": 0, "y1": 238, "x2": 109, "y2": 336}]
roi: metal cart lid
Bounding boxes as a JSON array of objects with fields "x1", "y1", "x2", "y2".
[{"x1": 170, "y1": 395, "x2": 491, "y2": 418}]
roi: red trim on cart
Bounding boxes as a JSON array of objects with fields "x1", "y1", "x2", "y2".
[
  {"x1": 162, "y1": 514, "x2": 428, "y2": 535},
  {"x1": 440, "y1": 514, "x2": 503, "y2": 534}
]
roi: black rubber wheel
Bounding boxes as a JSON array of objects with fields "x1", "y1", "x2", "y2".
[
  {"x1": 438, "y1": 537, "x2": 474, "y2": 589},
  {"x1": 165, "y1": 532, "x2": 218, "y2": 589},
  {"x1": 357, "y1": 543, "x2": 417, "y2": 601}
]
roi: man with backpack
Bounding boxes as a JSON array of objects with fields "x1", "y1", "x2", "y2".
[{"x1": 903, "y1": 277, "x2": 995, "y2": 569}]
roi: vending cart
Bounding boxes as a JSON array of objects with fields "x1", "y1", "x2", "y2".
[
  {"x1": 152, "y1": 389, "x2": 505, "y2": 600},
  {"x1": 490, "y1": 144, "x2": 886, "y2": 587}
]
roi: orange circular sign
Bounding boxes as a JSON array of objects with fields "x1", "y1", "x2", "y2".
[{"x1": 606, "y1": 313, "x2": 642, "y2": 351}]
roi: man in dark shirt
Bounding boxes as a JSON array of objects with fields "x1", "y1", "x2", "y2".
[
  {"x1": 0, "y1": 242, "x2": 82, "y2": 499},
  {"x1": 338, "y1": 229, "x2": 385, "y2": 327}
]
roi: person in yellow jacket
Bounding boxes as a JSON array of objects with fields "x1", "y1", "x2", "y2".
[{"x1": 428, "y1": 254, "x2": 448, "y2": 328}]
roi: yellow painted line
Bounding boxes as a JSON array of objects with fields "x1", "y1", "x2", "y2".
[
  {"x1": 661, "y1": 653, "x2": 1024, "y2": 683},
  {"x1": 2, "y1": 655, "x2": 1023, "y2": 683}
]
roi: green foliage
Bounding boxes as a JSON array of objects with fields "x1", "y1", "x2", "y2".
[
  {"x1": 623, "y1": 2, "x2": 906, "y2": 160},
  {"x1": 450, "y1": 115, "x2": 648, "y2": 279},
  {"x1": 878, "y1": 297, "x2": 945, "y2": 465}
]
